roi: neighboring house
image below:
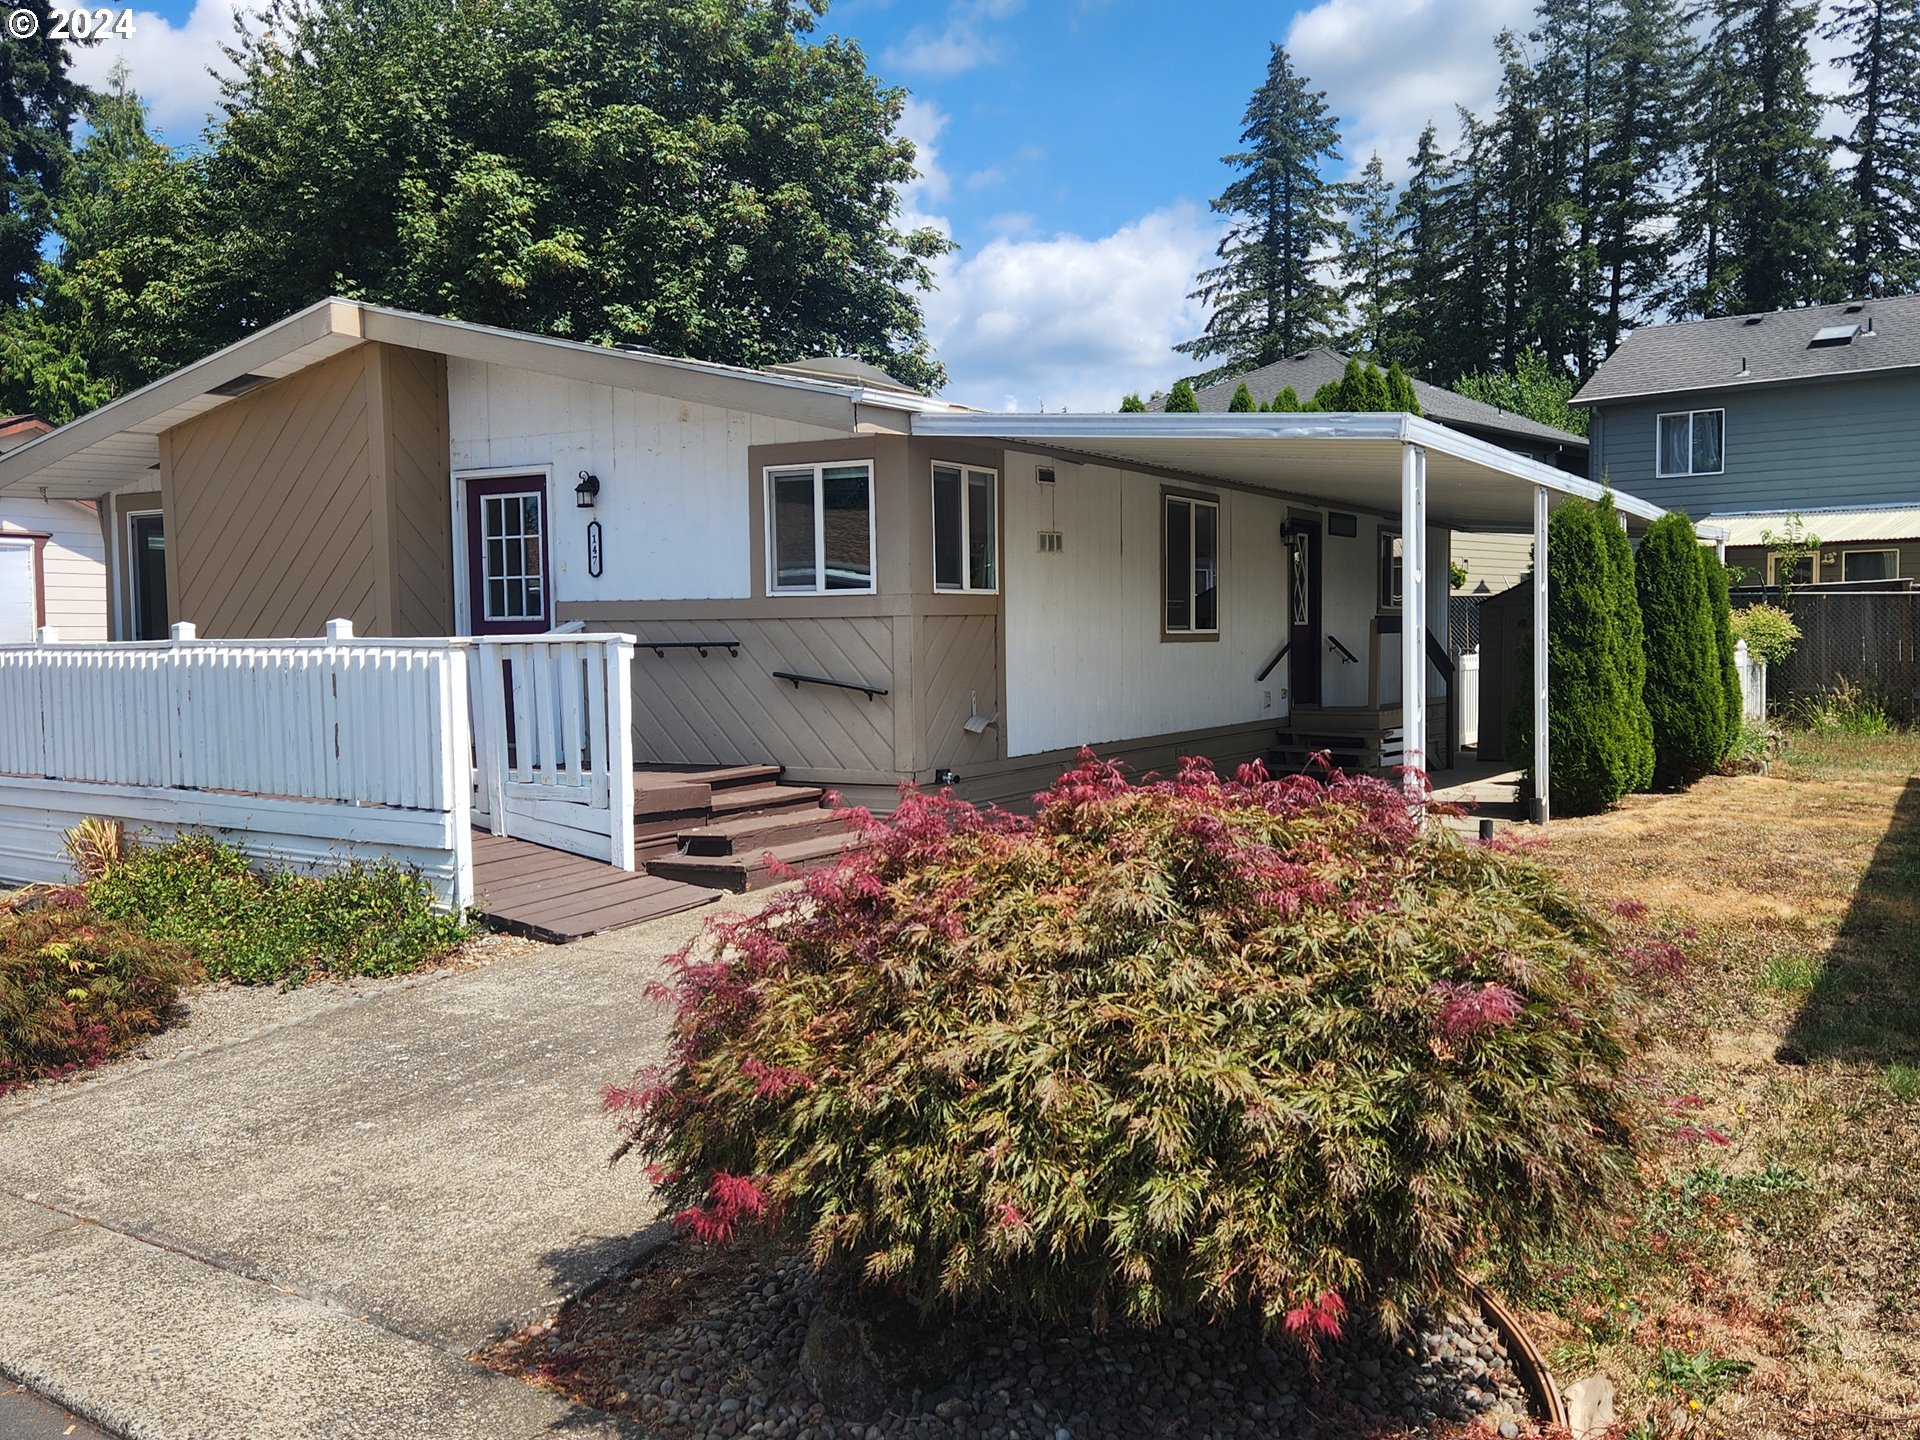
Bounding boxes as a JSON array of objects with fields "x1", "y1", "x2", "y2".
[
  {"x1": 0, "y1": 299, "x2": 1665, "y2": 819},
  {"x1": 0, "y1": 415, "x2": 109, "y2": 643},
  {"x1": 1575, "y1": 296, "x2": 1920, "y2": 586}
]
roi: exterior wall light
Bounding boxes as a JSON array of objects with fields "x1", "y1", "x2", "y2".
[{"x1": 575, "y1": 470, "x2": 601, "y2": 508}]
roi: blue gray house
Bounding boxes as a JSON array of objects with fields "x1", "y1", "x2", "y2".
[{"x1": 1574, "y1": 296, "x2": 1920, "y2": 587}]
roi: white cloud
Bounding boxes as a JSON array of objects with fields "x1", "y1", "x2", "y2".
[
  {"x1": 896, "y1": 96, "x2": 954, "y2": 232},
  {"x1": 67, "y1": 0, "x2": 248, "y2": 144},
  {"x1": 923, "y1": 204, "x2": 1221, "y2": 412},
  {"x1": 882, "y1": 0, "x2": 1027, "y2": 77}
]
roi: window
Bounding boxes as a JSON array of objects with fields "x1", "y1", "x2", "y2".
[
  {"x1": 479, "y1": 491, "x2": 546, "y2": 622},
  {"x1": 1656, "y1": 409, "x2": 1725, "y2": 477},
  {"x1": 1842, "y1": 548, "x2": 1898, "y2": 583},
  {"x1": 1768, "y1": 551, "x2": 1817, "y2": 588},
  {"x1": 1379, "y1": 529, "x2": 1404, "y2": 610},
  {"x1": 127, "y1": 512, "x2": 168, "y2": 641},
  {"x1": 766, "y1": 462, "x2": 875, "y2": 594},
  {"x1": 1164, "y1": 493, "x2": 1220, "y2": 635},
  {"x1": 932, "y1": 463, "x2": 998, "y2": 591}
]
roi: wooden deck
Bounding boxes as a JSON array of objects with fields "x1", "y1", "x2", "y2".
[{"x1": 470, "y1": 832, "x2": 722, "y2": 943}]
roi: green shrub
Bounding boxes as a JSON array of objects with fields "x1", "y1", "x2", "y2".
[
  {"x1": 1271, "y1": 385, "x2": 1301, "y2": 411},
  {"x1": 613, "y1": 756, "x2": 1639, "y2": 1339},
  {"x1": 1729, "y1": 603, "x2": 1801, "y2": 668},
  {"x1": 1704, "y1": 552, "x2": 1743, "y2": 757},
  {"x1": 1636, "y1": 513, "x2": 1728, "y2": 787},
  {"x1": 1600, "y1": 496, "x2": 1656, "y2": 792},
  {"x1": 1, "y1": 903, "x2": 196, "y2": 1092},
  {"x1": 1227, "y1": 381, "x2": 1255, "y2": 412},
  {"x1": 1118, "y1": 393, "x2": 1147, "y2": 413},
  {"x1": 1163, "y1": 379, "x2": 1198, "y2": 413},
  {"x1": 88, "y1": 834, "x2": 473, "y2": 984}
]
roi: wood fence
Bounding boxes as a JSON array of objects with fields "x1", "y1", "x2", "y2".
[{"x1": 1739, "y1": 592, "x2": 1920, "y2": 723}]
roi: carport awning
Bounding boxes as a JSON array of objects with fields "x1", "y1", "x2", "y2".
[{"x1": 909, "y1": 412, "x2": 1664, "y2": 533}]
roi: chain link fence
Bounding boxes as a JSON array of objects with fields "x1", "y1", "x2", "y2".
[{"x1": 1447, "y1": 595, "x2": 1482, "y2": 658}]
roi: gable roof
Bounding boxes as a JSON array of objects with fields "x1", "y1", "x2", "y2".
[
  {"x1": 1189, "y1": 348, "x2": 1589, "y2": 451},
  {"x1": 0, "y1": 299, "x2": 965, "y2": 500},
  {"x1": 1574, "y1": 294, "x2": 1920, "y2": 405}
]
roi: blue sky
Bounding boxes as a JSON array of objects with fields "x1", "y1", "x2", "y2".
[{"x1": 70, "y1": 0, "x2": 1580, "y2": 406}]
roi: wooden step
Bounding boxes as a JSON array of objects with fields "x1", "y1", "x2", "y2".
[
  {"x1": 676, "y1": 806, "x2": 858, "y2": 857},
  {"x1": 471, "y1": 833, "x2": 721, "y2": 942},
  {"x1": 646, "y1": 832, "x2": 859, "y2": 893},
  {"x1": 706, "y1": 782, "x2": 825, "y2": 818},
  {"x1": 694, "y1": 763, "x2": 784, "y2": 790}
]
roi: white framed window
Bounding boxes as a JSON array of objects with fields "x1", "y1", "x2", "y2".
[
  {"x1": 766, "y1": 461, "x2": 875, "y2": 594},
  {"x1": 1768, "y1": 551, "x2": 1817, "y2": 588},
  {"x1": 1656, "y1": 408, "x2": 1725, "y2": 477},
  {"x1": 1163, "y1": 492, "x2": 1220, "y2": 636},
  {"x1": 932, "y1": 463, "x2": 998, "y2": 592},
  {"x1": 1379, "y1": 528, "x2": 1404, "y2": 610},
  {"x1": 1842, "y1": 548, "x2": 1898, "y2": 583}
]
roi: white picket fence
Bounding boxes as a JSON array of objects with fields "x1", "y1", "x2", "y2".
[
  {"x1": 0, "y1": 621, "x2": 639, "y2": 906},
  {"x1": 1457, "y1": 649, "x2": 1481, "y2": 748},
  {"x1": 1734, "y1": 638, "x2": 1767, "y2": 722}
]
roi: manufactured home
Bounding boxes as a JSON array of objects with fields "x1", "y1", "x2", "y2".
[{"x1": 0, "y1": 300, "x2": 1668, "y2": 923}]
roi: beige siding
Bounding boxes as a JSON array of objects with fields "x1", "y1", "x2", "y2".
[
  {"x1": 162, "y1": 343, "x2": 452, "y2": 639},
  {"x1": 1, "y1": 497, "x2": 106, "y2": 639},
  {"x1": 105, "y1": 489, "x2": 163, "y2": 639},
  {"x1": 918, "y1": 612, "x2": 1000, "y2": 774}
]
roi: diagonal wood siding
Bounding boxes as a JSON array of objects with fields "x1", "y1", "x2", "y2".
[
  {"x1": 918, "y1": 613, "x2": 999, "y2": 774},
  {"x1": 383, "y1": 347, "x2": 453, "y2": 635}
]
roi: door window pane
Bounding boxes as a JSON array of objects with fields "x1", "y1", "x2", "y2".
[
  {"x1": 1165, "y1": 497, "x2": 1191, "y2": 631},
  {"x1": 821, "y1": 466, "x2": 873, "y2": 591},
  {"x1": 130, "y1": 514, "x2": 168, "y2": 641},
  {"x1": 479, "y1": 489, "x2": 544, "y2": 621},
  {"x1": 771, "y1": 472, "x2": 818, "y2": 590},
  {"x1": 932, "y1": 465, "x2": 963, "y2": 589},
  {"x1": 967, "y1": 469, "x2": 997, "y2": 590},
  {"x1": 1193, "y1": 501, "x2": 1219, "y2": 631}
]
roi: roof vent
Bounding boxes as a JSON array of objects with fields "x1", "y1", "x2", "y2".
[
  {"x1": 1743, "y1": 315, "x2": 1765, "y2": 326},
  {"x1": 615, "y1": 342, "x2": 660, "y2": 355},
  {"x1": 1809, "y1": 323, "x2": 1861, "y2": 348},
  {"x1": 1737, "y1": 356, "x2": 1750, "y2": 377},
  {"x1": 206, "y1": 372, "x2": 270, "y2": 398},
  {"x1": 1845, "y1": 301, "x2": 1866, "y2": 313}
]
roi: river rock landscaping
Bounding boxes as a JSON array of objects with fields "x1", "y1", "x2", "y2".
[{"x1": 485, "y1": 1242, "x2": 1537, "y2": 1439}]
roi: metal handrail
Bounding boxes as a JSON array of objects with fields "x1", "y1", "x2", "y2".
[
  {"x1": 643, "y1": 639, "x2": 741, "y2": 659},
  {"x1": 1255, "y1": 639, "x2": 1291, "y2": 683},
  {"x1": 772, "y1": 669, "x2": 889, "y2": 700},
  {"x1": 1327, "y1": 634, "x2": 1360, "y2": 665}
]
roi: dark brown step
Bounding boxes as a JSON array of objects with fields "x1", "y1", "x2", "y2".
[
  {"x1": 645, "y1": 832, "x2": 859, "y2": 893},
  {"x1": 676, "y1": 806, "x2": 858, "y2": 858},
  {"x1": 706, "y1": 782, "x2": 825, "y2": 818}
]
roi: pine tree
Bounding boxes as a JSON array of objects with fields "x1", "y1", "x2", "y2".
[
  {"x1": 0, "y1": 0, "x2": 88, "y2": 310},
  {"x1": 1178, "y1": 46, "x2": 1351, "y2": 374},
  {"x1": 1637, "y1": 513, "x2": 1728, "y2": 787},
  {"x1": 1271, "y1": 386, "x2": 1301, "y2": 411},
  {"x1": 1704, "y1": 549, "x2": 1743, "y2": 753},
  {"x1": 1336, "y1": 152, "x2": 1408, "y2": 358},
  {"x1": 1822, "y1": 0, "x2": 1920, "y2": 297},
  {"x1": 1164, "y1": 379, "x2": 1199, "y2": 413},
  {"x1": 1228, "y1": 381, "x2": 1256, "y2": 412},
  {"x1": 1531, "y1": 0, "x2": 1607, "y2": 374},
  {"x1": 1119, "y1": 393, "x2": 1147, "y2": 412},
  {"x1": 1672, "y1": 0, "x2": 1842, "y2": 316},
  {"x1": 1599, "y1": 494, "x2": 1656, "y2": 790},
  {"x1": 1392, "y1": 124, "x2": 1453, "y2": 374}
]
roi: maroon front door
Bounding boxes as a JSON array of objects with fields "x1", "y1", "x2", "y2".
[{"x1": 465, "y1": 475, "x2": 551, "y2": 635}]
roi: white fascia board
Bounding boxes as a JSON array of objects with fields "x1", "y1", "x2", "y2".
[
  {"x1": 1401, "y1": 415, "x2": 1665, "y2": 521},
  {"x1": 912, "y1": 411, "x2": 1417, "y2": 443}
]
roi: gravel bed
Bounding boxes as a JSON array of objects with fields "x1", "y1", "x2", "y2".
[{"x1": 488, "y1": 1245, "x2": 1539, "y2": 1440}]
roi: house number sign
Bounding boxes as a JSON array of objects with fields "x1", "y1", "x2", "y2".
[{"x1": 587, "y1": 520, "x2": 603, "y2": 578}]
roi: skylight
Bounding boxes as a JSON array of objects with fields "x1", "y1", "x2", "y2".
[{"x1": 1809, "y1": 324, "x2": 1861, "y2": 348}]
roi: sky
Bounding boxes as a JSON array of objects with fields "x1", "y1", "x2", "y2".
[{"x1": 68, "y1": 0, "x2": 1847, "y2": 411}]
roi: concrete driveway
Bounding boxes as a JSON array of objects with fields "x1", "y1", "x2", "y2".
[{"x1": 0, "y1": 897, "x2": 754, "y2": 1440}]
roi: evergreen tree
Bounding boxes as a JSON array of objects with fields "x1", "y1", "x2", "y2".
[
  {"x1": 1392, "y1": 124, "x2": 1453, "y2": 373},
  {"x1": 1704, "y1": 549, "x2": 1744, "y2": 752},
  {"x1": 1822, "y1": 0, "x2": 1920, "y2": 297},
  {"x1": 1271, "y1": 386, "x2": 1301, "y2": 411},
  {"x1": 1672, "y1": 0, "x2": 1842, "y2": 316},
  {"x1": 0, "y1": 0, "x2": 87, "y2": 311},
  {"x1": 1637, "y1": 513, "x2": 1728, "y2": 787},
  {"x1": 1452, "y1": 348, "x2": 1588, "y2": 435},
  {"x1": 1599, "y1": 494, "x2": 1656, "y2": 791},
  {"x1": 1119, "y1": 393, "x2": 1147, "y2": 412},
  {"x1": 1543, "y1": 500, "x2": 1635, "y2": 813},
  {"x1": 1178, "y1": 46, "x2": 1351, "y2": 374},
  {"x1": 1164, "y1": 379, "x2": 1199, "y2": 413},
  {"x1": 1228, "y1": 381, "x2": 1256, "y2": 412},
  {"x1": 1530, "y1": 0, "x2": 1607, "y2": 373},
  {"x1": 1336, "y1": 152, "x2": 1408, "y2": 358},
  {"x1": 1386, "y1": 361, "x2": 1421, "y2": 414}
]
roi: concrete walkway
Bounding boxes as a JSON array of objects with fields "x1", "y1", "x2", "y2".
[{"x1": 0, "y1": 896, "x2": 759, "y2": 1440}]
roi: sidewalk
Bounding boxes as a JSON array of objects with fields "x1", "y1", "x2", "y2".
[{"x1": 0, "y1": 895, "x2": 761, "y2": 1440}]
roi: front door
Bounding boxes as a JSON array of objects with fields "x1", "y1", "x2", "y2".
[
  {"x1": 128, "y1": 513, "x2": 169, "y2": 641},
  {"x1": 1288, "y1": 518, "x2": 1323, "y2": 706},
  {"x1": 464, "y1": 476, "x2": 551, "y2": 636}
]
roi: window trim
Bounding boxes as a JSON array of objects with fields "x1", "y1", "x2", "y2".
[
  {"x1": 763, "y1": 460, "x2": 878, "y2": 596},
  {"x1": 1767, "y1": 550, "x2": 1820, "y2": 587},
  {"x1": 1841, "y1": 547, "x2": 1899, "y2": 583},
  {"x1": 1378, "y1": 526, "x2": 1404, "y2": 612},
  {"x1": 1161, "y1": 488, "x2": 1222, "y2": 642},
  {"x1": 1654, "y1": 407, "x2": 1726, "y2": 478},
  {"x1": 930, "y1": 461, "x2": 1000, "y2": 594},
  {"x1": 477, "y1": 488, "x2": 549, "y2": 624}
]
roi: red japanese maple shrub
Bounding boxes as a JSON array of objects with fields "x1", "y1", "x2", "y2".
[{"x1": 610, "y1": 753, "x2": 1638, "y2": 1338}]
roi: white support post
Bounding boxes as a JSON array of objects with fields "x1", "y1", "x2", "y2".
[
  {"x1": 1400, "y1": 443, "x2": 1428, "y2": 804},
  {"x1": 605, "y1": 638, "x2": 636, "y2": 870},
  {"x1": 170, "y1": 621, "x2": 196, "y2": 643},
  {"x1": 34, "y1": 626, "x2": 58, "y2": 645},
  {"x1": 1532, "y1": 485, "x2": 1551, "y2": 825}
]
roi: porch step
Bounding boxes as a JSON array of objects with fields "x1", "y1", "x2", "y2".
[
  {"x1": 676, "y1": 807, "x2": 859, "y2": 858},
  {"x1": 706, "y1": 782, "x2": 825, "y2": 818},
  {"x1": 471, "y1": 833, "x2": 721, "y2": 943},
  {"x1": 645, "y1": 832, "x2": 857, "y2": 893}
]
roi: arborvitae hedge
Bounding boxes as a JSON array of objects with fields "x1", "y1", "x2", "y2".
[
  {"x1": 1387, "y1": 361, "x2": 1421, "y2": 415},
  {"x1": 1598, "y1": 496, "x2": 1655, "y2": 791},
  {"x1": 1704, "y1": 551, "x2": 1742, "y2": 753},
  {"x1": 1272, "y1": 385, "x2": 1301, "y2": 411},
  {"x1": 1164, "y1": 379, "x2": 1198, "y2": 413},
  {"x1": 1228, "y1": 382, "x2": 1256, "y2": 412},
  {"x1": 1636, "y1": 512, "x2": 1728, "y2": 787},
  {"x1": 1119, "y1": 393, "x2": 1147, "y2": 413},
  {"x1": 1543, "y1": 501, "x2": 1635, "y2": 813}
]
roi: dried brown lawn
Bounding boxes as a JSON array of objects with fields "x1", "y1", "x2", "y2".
[{"x1": 1520, "y1": 730, "x2": 1920, "y2": 1439}]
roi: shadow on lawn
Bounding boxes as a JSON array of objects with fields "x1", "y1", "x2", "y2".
[{"x1": 1781, "y1": 776, "x2": 1920, "y2": 1066}]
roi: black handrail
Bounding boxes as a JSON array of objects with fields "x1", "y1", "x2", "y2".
[
  {"x1": 644, "y1": 639, "x2": 741, "y2": 658},
  {"x1": 1327, "y1": 635, "x2": 1360, "y2": 665},
  {"x1": 1255, "y1": 639, "x2": 1291, "y2": 683},
  {"x1": 773, "y1": 669, "x2": 889, "y2": 700}
]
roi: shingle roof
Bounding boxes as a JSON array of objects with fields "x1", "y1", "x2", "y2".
[
  {"x1": 1189, "y1": 348, "x2": 1587, "y2": 449},
  {"x1": 1573, "y1": 294, "x2": 1920, "y2": 405}
]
